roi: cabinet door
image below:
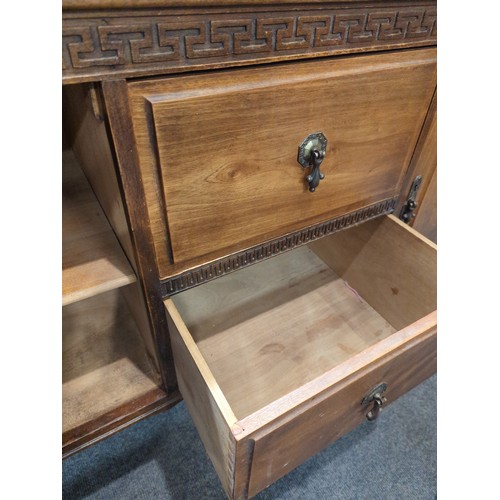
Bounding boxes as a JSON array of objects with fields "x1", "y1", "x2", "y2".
[{"x1": 398, "y1": 90, "x2": 437, "y2": 243}]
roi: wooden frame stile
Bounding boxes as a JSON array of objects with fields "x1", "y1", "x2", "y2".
[{"x1": 101, "y1": 79, "x2": 177, "y2": 392}]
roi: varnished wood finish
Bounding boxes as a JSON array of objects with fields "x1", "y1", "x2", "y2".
[
  {"x1": 62, "y1": 2, "x2": 436, "y2": 84},
  {"x1": 63, "y1": 388, "x2": 181, "y2": 458},
  {"x1": 129, "y1": 48, "x2": 436, "y2": 274},
  {"x1": 62, "y1": 0, "x2": 437, "y2": 480},
  {"x1": 102, "y1": 79, "x2": 177, "y2": 391},
  {"x1": 246, "y1": 326, "x2": 436, "y2": 497},
  {"x1": 413, "y1": 166, "x2": 437, "y2": 242},
  {"x1": 164, "y1": 215, "x2": 436, "y2": 499},
  {"x1": 63, "y1": 84, "x2": 135, "y2": 267},
  {"x1": 160, "y1": 197, "x2": 398, "y2": 296},
  {"x1": 63, "y1": 287, "x2": 161, "y2": 446},
  {"x1": 62, "y1": 150, "x2": 136, "y2": 306}
]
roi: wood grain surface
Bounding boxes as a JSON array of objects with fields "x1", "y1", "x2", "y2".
[
  {"x1": 246, "y1": 326, "x2": 436, "y2": 497},
  {"x1": 164, "y1": 214, "x2": 436, "y2": 498},
  {"x1": 62, "y1": 150, "x2": 136, "y2": 306},
  {"x1": 63, "y1": 287, "x2": 160, "y2": 434},
  {"x1": 396, "y1": 88, "x2": 436, "y2": 236},
  {"x1": 310, "y1": 214, "x2": 436, "y2": 330},
  {"x1": 62, "y1": 2, "x2": 436, "y2": 84},
  {"x1": 172, "y1": 246, "x2": 396, "y2": 419},
  {"x1": 128, "y1": 47, "x2": 436, "y2": 273},
  {"x1": 165, "y1": 300, "x2": 238, "y2": 497}
]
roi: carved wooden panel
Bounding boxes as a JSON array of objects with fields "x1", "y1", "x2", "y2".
[{"x1": 63, "y1": 4, "x2": 436, "y2": 83}]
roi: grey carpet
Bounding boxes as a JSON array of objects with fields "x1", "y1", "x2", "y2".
[{"x1": 63, "y1": 374, "x2": 436, "y2": 500}]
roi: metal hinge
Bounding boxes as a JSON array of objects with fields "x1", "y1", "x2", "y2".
[
  {"x1": 88, "y1": 83, "x2": 105, "y2": 122},
  {"x1": 399, "y1": 175, "x2": 422, "y2": 224}
]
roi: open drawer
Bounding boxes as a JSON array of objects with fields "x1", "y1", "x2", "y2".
[{"x1": 164, "y1": 215, "x2": 436, "y2": 499}]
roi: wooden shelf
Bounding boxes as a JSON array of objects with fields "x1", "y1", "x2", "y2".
[
  {"x1": 62, "y1": 287, "x2": 168, "y2": 454},
  {"x1": 62, "y1": 150, "x2": 136, "y2": 306}
]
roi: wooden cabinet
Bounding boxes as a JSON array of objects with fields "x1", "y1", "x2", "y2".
[
  {"x1": 62, "y1": 0, "x2": 437, "y2": 496},
  {"x1": 62, "y1": 88, "x2": 180, "y2": 458}
]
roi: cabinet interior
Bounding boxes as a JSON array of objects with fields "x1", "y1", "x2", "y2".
[
  {"x1": 62, "y1": 149, "x2": 136, "y2": 306},
  {"x1": 62, "y1": 287, "x2": 159, "y2": 433},
  {"x1": 172, "y1": 216, "x2": 436, "y2": 420},
  {"x1": 62, "y1": 144, "x2": 164, "y2": 454}
]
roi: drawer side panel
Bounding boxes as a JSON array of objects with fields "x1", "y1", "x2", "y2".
[{"x1": 165, "y1": 300, "x2": 238, "y2": 497}]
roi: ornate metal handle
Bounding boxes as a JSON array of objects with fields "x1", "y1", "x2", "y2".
[
  {"x1": 297, "y1": 132, "x2": 328, "y2": 193},
  {"x1": 361, "y1": 383, "x2": 388, "y2": 422},
  {"x1": 306, "y1": 150, "x2": 325, "y2": 192}
]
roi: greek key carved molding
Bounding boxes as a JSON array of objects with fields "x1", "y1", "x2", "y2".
[
  {"x1": 63, "y1": 7, "x2": 436, "y2": 82},
  {"x1": 159, "y1": 197, "x2": 398, "y2": 297}
]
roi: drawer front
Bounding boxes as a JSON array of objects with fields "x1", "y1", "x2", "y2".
[
  {"x1": 246, "y1": 327, "x2": 436, "y2": 497},
  {"x1": 128, "y1": 48, "x2": 436, "y2": 273}
]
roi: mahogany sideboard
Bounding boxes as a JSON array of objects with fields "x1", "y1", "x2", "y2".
[{"x1": 62, "y1": 0, "x2": 437, "y2": 497}]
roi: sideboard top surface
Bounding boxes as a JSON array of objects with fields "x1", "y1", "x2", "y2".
[{"x1": 63, "y1": 0, "x2": 418, "y2": 10}]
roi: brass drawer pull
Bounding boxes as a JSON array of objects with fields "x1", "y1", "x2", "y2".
[
  {"x1": 297, "y1": 132, "x2": 328, "y2": 192},
  {"x1": 361, "y1": 383, "x2": 388, "y2": 422}
]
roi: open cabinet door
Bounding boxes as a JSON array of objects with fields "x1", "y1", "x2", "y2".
[{"x1": 397, "y1": 89, "x2": 437, "y2": 243}]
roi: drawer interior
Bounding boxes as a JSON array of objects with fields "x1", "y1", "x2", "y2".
[{"x1": 169, "y1": 215, "x2": 436, "y2": 421}]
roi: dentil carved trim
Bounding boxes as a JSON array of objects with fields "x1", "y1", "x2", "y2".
[
  {"x1": 63, "y1": 6, "x2": 436, "y2": 82},
  {"x1": 160, "y1": 197, "x2": 398, "y2": 297}
]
